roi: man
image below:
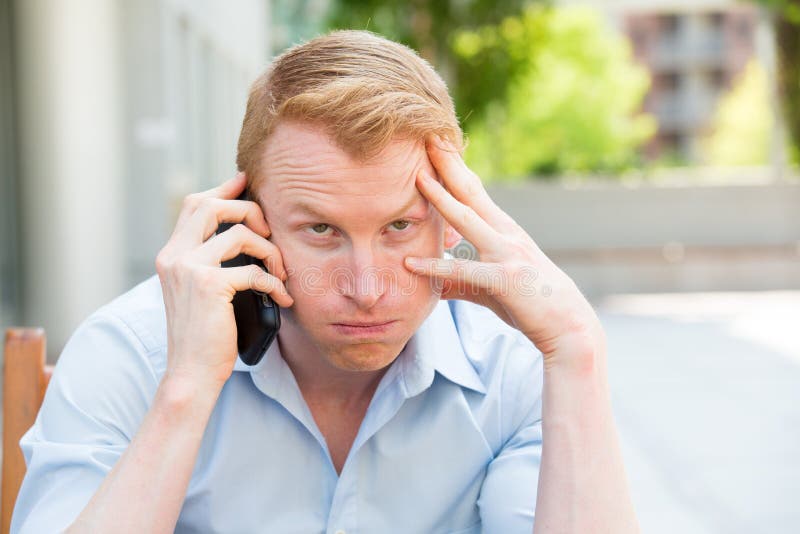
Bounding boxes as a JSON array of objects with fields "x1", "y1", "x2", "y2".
[{"x1": 12, "y1": 30, "x2": 638, "y2": 533}]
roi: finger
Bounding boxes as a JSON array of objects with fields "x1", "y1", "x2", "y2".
[
  {"x1": 176, "y1": 172, "x2": 247, "y2": 227},
  {"x1": 222, "y1": 264, "x2": 294, "y2": 308},
  {"x1": 196, "y1": 223, "x2": 287, "y2": 281},
  {"x1": 200, "y1": 171, "x2": 247, "y2": 202},
  {"x1": 425, "y1": 136, "x2": 517, "y2": 231},
  {"x1": 200, "y1": 198, "x2": 271, "y2": 242},
  {"x1": 404, "y1": 256, "x2": 511, "y2": 298},
  {"x1": 416, "y1": 170, "x2": 502, "y2": 254},
  {"x1": 176, "y1": 197, "x2": 271, "y2": 247},
  {"x1": 435, "y1": 279, "x2": 488, "y2": 304}
]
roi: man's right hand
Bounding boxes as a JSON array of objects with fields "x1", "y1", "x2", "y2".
[{"x1": 154, "y1": 172, "x2": 293, "y2": 390}]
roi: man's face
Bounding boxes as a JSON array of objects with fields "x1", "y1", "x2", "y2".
[{"x1": 255, "y1": 122, "x2": 457, "y2": 373}]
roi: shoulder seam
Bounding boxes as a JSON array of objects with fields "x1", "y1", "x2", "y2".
[{"x1": 85, "y1": 309, "x2": 162, "y2": 386}]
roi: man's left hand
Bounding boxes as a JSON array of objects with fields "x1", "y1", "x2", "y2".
[{"x1": 404, "y1": 137, "x2": 604, "y2": 367}]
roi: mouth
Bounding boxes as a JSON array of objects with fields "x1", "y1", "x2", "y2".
[{"x1": 331, "y1": 320, "x2": 397, "y2": 336}]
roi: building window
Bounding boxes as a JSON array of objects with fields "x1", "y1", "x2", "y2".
[
  {"x1": 658, "y1": 72, "x2": 681, "y2": 91},
  {"x1": 708, "y1": 12, "x2": 725, "y2": 28},
  {"x1": 660, "y1": 14, "x2": 681, "y2": 34},
  {"x1": 738, "y1": 19, "x2": 752, "y2": 40},
  {"x1": 709, "y1": 68, "x2": 728, "y2": 89}
]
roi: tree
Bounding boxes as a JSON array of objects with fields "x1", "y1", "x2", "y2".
[
  {"x1": 326, "y1": 0, "x2": 540, "y2": 129},
  {"x1": 454, "y1": 6, "x2": 655, "y2": 179},
  {"x1": 750, "y1": 0, "x2": 800, "y2": 163},
  {"x1": 705, "y1": 60, "x2": 771, "y2": 166},
  {"x1": 327, "y1": 2, "x2": 654, "y2": 179}
]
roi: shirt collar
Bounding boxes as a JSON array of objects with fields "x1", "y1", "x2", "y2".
[
  {"x1": 398, "y1": 300, "x2": 487, "y2": 396},
  {"x1": 233, "y1": 300, "x2": 487, "y2": 397}
]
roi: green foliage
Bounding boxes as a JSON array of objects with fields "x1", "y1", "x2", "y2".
[
  {"x1": 751, "y1": 0, "x2": 800, "y2": 24},
  {"x1": 327, "y1": 2, "x2": 654, "y2": 179},
  {"x1": 455, "y1": 6, "x2": 656, "y2": 179},
  {"x1": 750, "y1": 0, "x2": 800, "y2": 166},
  {"x1": 326, "y1": 0, "x2": 539, "y2": 129},
  {"x1": 705, "y1": 61, "x2": 772, "y2": 166}
]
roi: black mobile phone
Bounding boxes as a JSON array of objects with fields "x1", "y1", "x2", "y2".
[{"x1": 216, "y1": 191, "x2": 280, "y2": 366}]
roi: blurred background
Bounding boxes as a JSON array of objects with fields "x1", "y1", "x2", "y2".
[{"x1": 1, "y1": 0, "x2": 798, "y2": 532}]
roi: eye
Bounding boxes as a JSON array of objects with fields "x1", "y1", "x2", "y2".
[
  {"x1": 389, "y1": 220, "x2": 412, "y2": 231},
  {"x1": 309, "y1": 223, "x2": 332, "y2": 235}
]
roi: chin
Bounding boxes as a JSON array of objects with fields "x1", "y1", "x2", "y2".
[{"x1": 326, "y1": 342, "x2": 404, "y2": 372}]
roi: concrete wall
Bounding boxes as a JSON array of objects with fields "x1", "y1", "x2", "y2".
[{"x1": 488, "y1": 176, "x2": 800, "y2": 298}]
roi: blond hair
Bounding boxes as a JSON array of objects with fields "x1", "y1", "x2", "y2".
[{"x1": 236, "y1": 30, "x2": 463, "y2": 187}]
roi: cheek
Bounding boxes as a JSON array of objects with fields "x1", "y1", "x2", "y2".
[{"x1": 281, "y1": 251, "x2": 332, "y2": 302}]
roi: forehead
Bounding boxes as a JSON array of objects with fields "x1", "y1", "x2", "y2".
[{"x1": 258, "y1": 122, "x2": 435, "y2": 210}]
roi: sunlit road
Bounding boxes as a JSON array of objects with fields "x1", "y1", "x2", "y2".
[{"x1": 599, "y1": 291, "x2": 800, "y2": 534}]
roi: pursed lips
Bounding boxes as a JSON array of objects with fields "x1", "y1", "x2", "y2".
[
  {"x1": 333, "y1": 320, "x2": 395, "y2": 327},
  {"x1": 330, "y1": 320, "x2": 398, "y2": 335}
]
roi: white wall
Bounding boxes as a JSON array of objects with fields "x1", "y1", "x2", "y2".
[
  {"x1": 122, "y1": 0, "x2": 270, "y2": 283},
  {"x1": 13, "y1": 0, "x2": 126, "y2": 357},
  {"x1": 12, "y1": 0, "x2": 271, "y2": 359}
]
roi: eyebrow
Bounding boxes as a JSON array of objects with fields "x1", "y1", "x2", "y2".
[{"x1": 290, "y1": 195, "x2": 428, "y2": 222}]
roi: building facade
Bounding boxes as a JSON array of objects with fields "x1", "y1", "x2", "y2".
[
  {"x1": 624, "y1": 4, "x2": 759, "y2": 162},
  {"x1": 1, "y1": 0, "x2": 272, "y2": 358}
]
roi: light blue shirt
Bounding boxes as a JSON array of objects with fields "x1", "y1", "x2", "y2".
[{"x1": 12, "y1": 275, "x2": 544, "y2": 533}]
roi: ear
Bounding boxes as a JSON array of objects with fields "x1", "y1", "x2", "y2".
[{"x1": 443, "y1": 224, "x2": 462, "y2": 249}]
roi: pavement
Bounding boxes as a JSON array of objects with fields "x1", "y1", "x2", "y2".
[{"x1": 597, "y1": 291, "x2": 800, "y2": 534}]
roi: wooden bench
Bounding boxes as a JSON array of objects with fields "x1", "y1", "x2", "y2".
[{"x1": 1, "y1": 328, "x2": 53, "y2": 534}]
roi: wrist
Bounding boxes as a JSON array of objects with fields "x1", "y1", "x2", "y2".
[
  {"x1": 542, "y1": 324, "x2": 607, "y2": 378},
  {"x1": 540, "y1": 329, "x2": 614, "y2": 428},
  {"x1": 158, "y1": 369, "x2": 225, "y2": 415}
]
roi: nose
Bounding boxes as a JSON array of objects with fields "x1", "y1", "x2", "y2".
[{"x1": 340, "y1": 245, "x2": 387, "y2": 310}]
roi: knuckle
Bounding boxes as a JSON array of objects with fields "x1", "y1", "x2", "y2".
[
  {"x1": 155, "y1": 248, "x2": 168, "y2": 264},
  {"x1": 225, "y1": 222, "x2": 242, "y2": 235},
  {"x1": 460, "y1": 206, "x2": 478, "y2": 228},
  {"x1": 195, "y1": 197, "x2": 219, "y2": 218},
  {"x1": 155, "y1": 256, "x2": 169, "y2": 278},
  {"x1": 464, "y1": 177, "x2": 481, "y2": 198},
  {"x1": 230, "y1": 223, "x2": 251, "y2": 242},
  {"x1": 506, "y1": 238, "x2": 528, "y2": 257},
  {"x1": 155, "y1": 251, "x2": 171, "y2": 275},
  {"x1": 182, "y1": 193, "x2": 202, "y2": 211},
  {"x1": 249, "y1": 266, "x2": 274, "y2": 291}
]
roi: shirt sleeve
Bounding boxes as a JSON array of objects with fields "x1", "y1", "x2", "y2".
[
  {"x1": 10, "y1": 311, "x2": 160, "y2": 533},
  {"x1": 477, "y1": 348, "x2": 544, "y2": 534}
]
